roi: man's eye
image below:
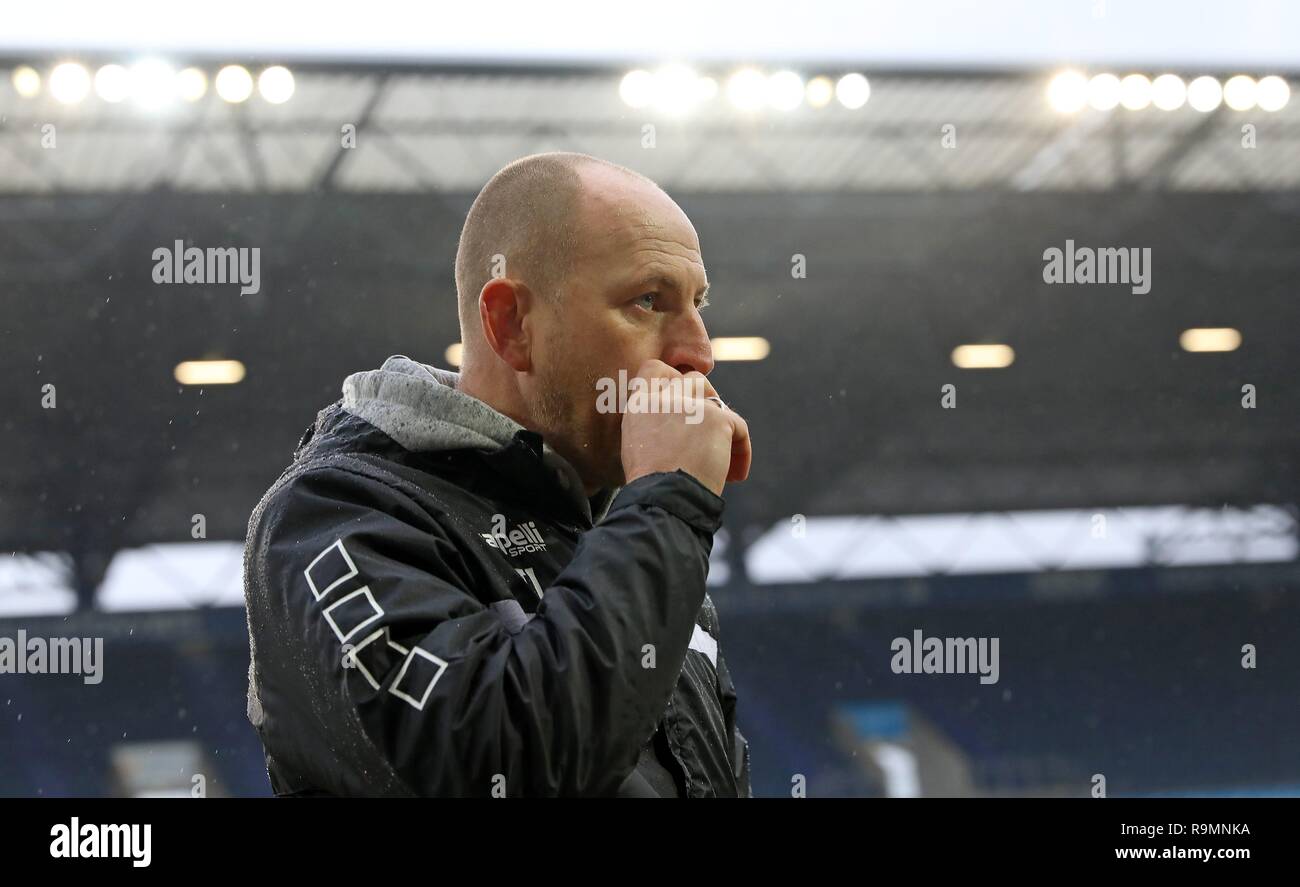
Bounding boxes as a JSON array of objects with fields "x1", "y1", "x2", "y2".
[{"x1": 634, "y1": 293, "x2": 657, "y2": 310}]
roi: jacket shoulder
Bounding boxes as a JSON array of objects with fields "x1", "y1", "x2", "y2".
[
  {"x1": 243, "y1": 451, "x2": 471, "y2": 615},
  {"x1": 250, "y1": 451, "x2": 453, "y2": 537}
]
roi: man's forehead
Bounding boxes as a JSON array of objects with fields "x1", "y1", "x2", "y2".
[
  {"x1": 588, "y1": 222, "x2": 708, "y2": 293},
  {"x1": 577, "y1": 166, "x2": 696, "y2": 235},
  {"x1": 574, "y1": 175, "x2": 705, "y2": 283}
]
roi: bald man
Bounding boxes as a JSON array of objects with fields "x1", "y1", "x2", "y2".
[{"x1": 244, "y1": 152, "x2": 753, "y2": 797}]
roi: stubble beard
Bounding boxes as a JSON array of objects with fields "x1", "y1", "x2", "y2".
[{"x1": 530, "y1": 350, "x2": 626, "y2": 493}]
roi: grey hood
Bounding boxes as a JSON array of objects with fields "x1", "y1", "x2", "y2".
[{"x1": 341, "y1": 354, "x2": 615, "y2": 523}]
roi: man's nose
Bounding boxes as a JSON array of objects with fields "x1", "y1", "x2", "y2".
[{"x1": 663, "y1": 311, "x2": 714, "y2": 376}]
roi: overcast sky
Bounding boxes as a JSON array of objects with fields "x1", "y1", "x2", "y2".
[{"x1": 2, "y1": 0, "x2": 1297, "y2": 69}]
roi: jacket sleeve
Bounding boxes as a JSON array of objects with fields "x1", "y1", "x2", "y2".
[{"x1": 254, "y1": 463, "x2": 722, "y2": 797}]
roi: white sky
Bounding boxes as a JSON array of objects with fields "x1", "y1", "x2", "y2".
[{"x1": 1, "y1": 0, "x2": 1297, "y2": 69}]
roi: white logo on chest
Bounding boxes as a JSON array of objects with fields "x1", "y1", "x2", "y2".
[{"x1": 481, "y1": 514, "x2": 548, "y2": 557}]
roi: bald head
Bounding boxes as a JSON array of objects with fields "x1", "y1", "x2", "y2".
[
  {"x1": 451, "y1": 152, "x2": 713, "y2": 492},
  {"x1": 454, "y1": 152, "x2": 658, "y2": 358}
]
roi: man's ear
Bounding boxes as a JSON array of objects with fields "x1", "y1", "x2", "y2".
[{"x1": 478, "y1": 278, "x2": 533, "y2": 372}]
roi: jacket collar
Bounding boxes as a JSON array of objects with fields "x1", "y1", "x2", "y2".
[{"x1": 341, "y1": 355, "x2": 616, "y2": 524}]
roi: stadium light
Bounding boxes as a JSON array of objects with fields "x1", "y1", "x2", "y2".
[
  {"x1": 257, "y1": 65, "x2": 294, "y2": 104},
  {"x1": 1187, "y1": 75, "x2": 1222, "y2": 112},
  {"x1": 177, "y1": 67, "x2": 207, "y2": 102},
  {"x1": 11, "y1": 65, "x2": 41, "y2": 98},
  {"x1": 726, "y1": 68, "x2": 767, "y2": 111},
  {"x1": 651, "y1": 63, "x2": 703, "y2": 115},
  {"x1": 49, "y1": 62, "x2": 91, "y2": 104},
  {"x1": 129, "y1": 59, "x2": 177, "y2": 109},
  {"x1": 445, "y1": 343, "x2": 463, "y2": 367},
  {"x1": 94, "y1": 64, "x2": 130, "y2": 103},
  {"x1": 835, "y1": 73, "x2": 869, "y2": 109},
  {"x1": 174, "y1": 360, "x2": 247, "y2": 385},
  {"x1": 215, "y1": 65, "x2": 254, "y2": 103},
  {"x1": 1151, "y1": 74, "x2": 1186, "y2": 110},
  {"x1": 1256, "y1": 75, "x2": 1290, "y2": 111},
  {"x1": 1223, "y1": 75, "x2": 1257, "y2": 111},
  {"x1": 618, "y1": 65, "x2": 711, "y2": 115},
  {"x1": 1086, "y1": 73, "x2": 1120, "y2": 110},
  {"x1": 805, "y1": 75, "x2": 834, "y2": 108},
  {"x1": 711, "y1": 337, "x2": 771, "y2": 361},
  {"x1": 619, "y1": 69, "x2": 654, "y2": 108},
  {"x1": 1180, "y1": 328, "x2": 1241, "y2": 352},
  {"x1": 952, "y1": 344, "x2": 1015, "y2": 369},
  {"x1": 766, "y1": 70, "x2": 805, "y2": 111},
  {"x1": 1119, "y1": 73, "x2": 1152, "y2": 110},
  {"x1": 1047, "y1": 70, "x2": 1088, "y2": 113}
]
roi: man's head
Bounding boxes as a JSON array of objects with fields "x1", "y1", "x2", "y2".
[{"x1": 454, "y1": 152, "x2": 713, "y2": 494}]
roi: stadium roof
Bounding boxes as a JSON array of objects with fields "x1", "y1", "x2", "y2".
[{"x1": 2, "y1": 67, "x2": 1299, "y2": 193}]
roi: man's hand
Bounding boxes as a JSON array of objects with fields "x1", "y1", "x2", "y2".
[{"x1": 620, "y1": 359, "x2": 752, "y2": 497}]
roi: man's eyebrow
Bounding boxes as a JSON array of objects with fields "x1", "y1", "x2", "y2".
[{"x1": 633, "y1": 274, "x2": 711, "y2": 302}]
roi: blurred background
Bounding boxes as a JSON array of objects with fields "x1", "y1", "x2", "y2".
[{"x1": 1, "y1": 0, "x2": 1298, "y2": 797}]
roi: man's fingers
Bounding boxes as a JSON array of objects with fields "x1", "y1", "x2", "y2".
[
  {"x1": 635, "y1": 358, "x2": 681, "y2": 381},
  {"x1": 681, "y1": 370, "x2": 719, "y2": 402},
  {"x1": 621, "y1": 361, "x2": 751, "y2": 494},
  {"x1": 724, "y1": 409, "x2": 751, "y2": 483},
  {"x1": 680, "y1": 370, "x2": 749, "y2": 484}
]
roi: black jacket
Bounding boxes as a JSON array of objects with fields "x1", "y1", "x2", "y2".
[{"x1": 243, "y1": 357, "x2": 750, "y2": 797}]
